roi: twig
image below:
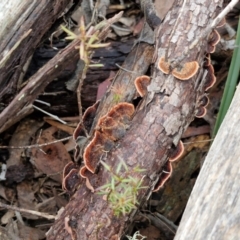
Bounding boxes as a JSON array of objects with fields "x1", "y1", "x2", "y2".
[
  {"x1": 0, "y1": 202, "x2": 56, "y2": 220},
  {"x1": 0, "y1": 136, "x2": 72, "y2": 149},
  {"x1": 33, "y1": 105, "x2": 67, "y2": 124}
]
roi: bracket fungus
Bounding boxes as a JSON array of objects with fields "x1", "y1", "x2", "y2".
[
  {"x1": 134, "y1": 75, "x2": 151, "y2": 97},
  {"x1": 199, "y1": 95, "x2": 209, "y2": 108},
  {"x1": 82, "y1": 100, "x2": 100, "y2": 133},
  {"x1": 97, "y1": 116, "x2": 126, "y2": 141},
  {"x1": 204, "y1": 64, "x2": 216, "y2": 91},
  {"x1": 83, "y1": 131, "x2": 113, "y2": 173},
  {"x1": 62, "y1": 169, "x2": 80, "y2": 192},
  {"x1": 206, "y1": 30, "x2": 220, "y2": 53},
  {"x1": 195, "y1": 106, "x2": 207, "y2": 118},
  {"x1": 172, "y1": 61, "x2": 199, "y2": 80},
  {"x1": 169, "y1": 140, "x2": 184, "y2": 162},
  {"x1": 79, "y1": 166, "x2": 95, "y2": 192},
  {"x1": 153, "y1": 161, "x2": 172, "y2": 192},
  {"x1": 158, "y1": 57, "x2": 170, "y2": 74}
]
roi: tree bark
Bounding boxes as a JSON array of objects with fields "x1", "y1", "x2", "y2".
[
  {"x1": 46, "y1": 0, "x2": 224, "y2": 239},
  {"x1": 174, "y1": 84, "x2": 240, "y2": 239}
]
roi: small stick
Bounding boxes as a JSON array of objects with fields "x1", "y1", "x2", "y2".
[
  {"x1": 0, "y1": 202, "x2": 56, "y2": 220},
  {"x1": 0, "y1": 136, "x2": 72, "y2": 149}
]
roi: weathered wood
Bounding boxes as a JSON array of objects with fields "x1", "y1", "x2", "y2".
[
  {"x1": 0, "y1": 0, "x2": 81, "y2": 101},
  {"x1": 174, "y1": 83, "x2": 240, "y2": 239},
  {"x1": 46, "y1": 0, "x2": 224, "y2": 239}
]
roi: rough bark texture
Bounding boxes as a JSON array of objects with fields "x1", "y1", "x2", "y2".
[
  {"x1": 47, "y1": 0, "x2": 224, "y2": 239},
  {"x1": 174, "y1": 83, "x2": 240, "y2": 240},
  {"x1": 0, "y1": 0, "x2": 81, "y2": 101}
]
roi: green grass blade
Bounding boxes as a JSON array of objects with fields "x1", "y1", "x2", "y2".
[{"x1": 213, "y1": 18, "x2": 240, "y2": 136}]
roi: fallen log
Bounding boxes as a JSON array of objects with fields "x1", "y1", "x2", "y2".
[{"x1": 46, "y1": 0, "x2": 225, "y2": 239}]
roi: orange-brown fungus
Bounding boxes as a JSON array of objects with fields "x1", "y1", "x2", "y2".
[
  {"x1": 169, "y1": 140, "x2": 184, "y2": 162},
  {"x1": 97, "y1": 116, "x2": 126, "y2": 141},
  {"x1": 63, "y1": 162, "x2": 77, "y2": 179},
  {"x1": 216, "y1": 17, "x2": 226, "y2": 28},
  {"x1": 195, "y1": 106, "x2": 207, "y2": 118},
  {"x1": 62, "y1": 169, "x2": 80, "y2": 192},
  {"x1": 82, "y1": 101, "x2": 100, "y2": 133},
  {"x1": 134, "y1": 75, "x2": 151, "y2": 97},
  {"x1": 158, "y1": 57, "x2": 170, "y2": 74},
  {"x1": 204, "y1": 64, "x2": 216, "y2": 91},
  {"x1": 83, "y1": 131, "x2": 108, "y2": 173},
  {"x1": 199, "y1": 95, "x2": 209, "y2": 107},
  {"x1": 208, "y1": 29, "x2": 220, "y2": 46},
  {"x1": 153, "y1": 161, "x2": 172, "y2": 192},
  {"x1": 172, "y1": 61, "x2": 199, "y2": 80},
  {"x1": 73, "y1": 122, "x2": 86, "y2": 141}
]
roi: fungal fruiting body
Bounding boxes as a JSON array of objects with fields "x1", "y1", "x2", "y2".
[
  {"x1": 169, "y1": 140, "x2": 184, "y2": 162},
  {"x1": 207, "y1": 29, "x2": 221, "y2": 53},
  {"x1": 97, "y1": 115, "x2": 126, "y2": 141},
  {"x1": 62, "y1": 169, "x2": 80, "y2": 192},
  {"x1": 153, "y1": 161, "x2": 173, "y2": 192},
  {"x1": 195, "y1": 106, "x2": 207, "y2": 118},
  {"x1": 158, "y1": 57, "x2": 170, "y2": 74},
  {"x1": 204, "y1": 64, "x2": 216, "y2": 91},
  {"x1": 82, "y1": 100, "x2": 100, "y2": 133},
  {"x1": 172, "y1": 61, "x2": 199, "y2": 80},
  {"x1": 79, "y1": 166, "x2": 95, "y2": 192},
  {"x1": 199, "y1": 95, "x2": 209, "y2": 108},
  {"x1": 83, "y1": 102, "x2": 134, "y2": 174},
  {"x1": 134, "y1": 75, "x2": 151, "y2": 97},
  {"x1": 83, "y1": 131, "x2": 112, "y2": 173}
]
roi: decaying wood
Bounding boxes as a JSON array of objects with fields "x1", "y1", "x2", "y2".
[
  {"x1": 0, "y1": 11, "x2": 124, "y2": 133},
  {"x1": 174, "y1": 83, "x2": 240, "y2": 240},
  {"x1": 0, "y1": 0, "x2": 80, "y2": 101},
  {"x1": 46, "y1": 0, "x2": 224, "y2": 239}
]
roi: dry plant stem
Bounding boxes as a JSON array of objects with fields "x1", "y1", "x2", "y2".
[
  {"x1": 0, "y1": 12, "x2": 123, "y2": 134},
  {"x1": 0, "y1": 202, "x2": 55, "y2": 220},
  {"x1": 0, "y1": 136, "x2": 72, "y2": 149}
]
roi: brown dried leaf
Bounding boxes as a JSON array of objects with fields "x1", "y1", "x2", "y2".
[{"x1": 31, "y1": 127, "x2": 72, "y2": 183}]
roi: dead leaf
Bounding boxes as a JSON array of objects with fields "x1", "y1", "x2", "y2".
[{"x1": 31, "y1": 126, "x2": 72, "y2": 183}]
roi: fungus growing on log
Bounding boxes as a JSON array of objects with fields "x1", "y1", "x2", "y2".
[
  {"x1": 204, "y1": 53, "x2": 211, "y2": 67},
  {"x1": 206, "y1": 30, "x2": 220, "y2": 53},
  {"x1": 62, "y1": 169, "x2": 80, "y2": 192},
  {"x1": 134, "y1": 75, "x2": 151, "y2": 97},
  {"x1": 82, "y1": 100, "x2": 100, "y2": 133},
  {"x1": 195, "y1": 106, "x2": 207, "y2": 118},
  {"x1": 63, "y1": 162, "x2": 77, "y2": 179},
  {"x1": 106, "y1": 102, "x2": 135, "y2": 126},
  {"x1": 158, "y1": 57, "x2": 170, "y2": 74},
  {"x1": 83, "y1": 131, "x2": 113, "y2": 173},
  {"x1": 199, "y1": 95, "x2": 209, "y2": 107},
  {"x1": 204, "y1": 64, "x2": 216, "y2": 91},
  {"x1": 172, "y1": 61, "x2": 199, "y2": 80},
  {"x1": 216, "y1": 17, "x2": 226, "y2": 28},
  {"x1": 169, "y1": 140, "x2": 184, "y2": 162},
  {"x1": 97, "y1": 116, "x2": 126, "y2": 141},
  {"x1": 153, "y1": 161, "x2": 172, "y2": 192},
  {"x1": 73, "y1": 122, "x2": 86, "y2": 141},
  {"x1": 79, "y1": 166, "x2": 95, "y2": 192}
]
